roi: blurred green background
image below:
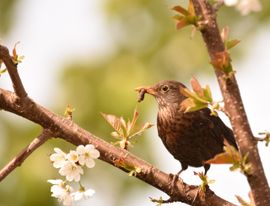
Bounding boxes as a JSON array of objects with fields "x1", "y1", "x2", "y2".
[{"x1": 0, "y1": 0, "x2": 270, "y2": 205}]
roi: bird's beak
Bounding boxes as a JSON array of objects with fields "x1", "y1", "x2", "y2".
[
  {"x1": 135, "y1": 86, "x2": 157, "y2": 96},
  {"x1": 135, "y1": 85, "x2": 157, "y2": 102}
]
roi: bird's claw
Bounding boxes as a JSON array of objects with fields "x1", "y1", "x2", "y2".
[{"x1": 168, "y1": 171, "x2": 184, "y2": 195}]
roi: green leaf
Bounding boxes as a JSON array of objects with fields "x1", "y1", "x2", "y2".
[
  {"x1": 110, "y1": 131, "x2": 120, "y2": 139},
  {"x1": 120, "y1": 117, "x2": 126, "y2": 129},
  {"x1": 126, "y1": 107, "x2": 139, "y2": 135},
  {"x1": 11, "y1": 41, "x2": 24, "y2": 64},
  {"x1": 206, "y1": 141, "x2": 252, "y2": 174},
  {"x1": 129, "y1": 122, "x2": 154, "y2": 139},
  {"x1": 226, "y1": 39, "x2": 241, "y2": 50},
  {"x1": 181, "y1": 88, "x2": 209, "y2": 104},
  {"x1": 230, "y1": 163, "x2": 240, "y2": 171},
  {"x1": 102, "y1": 108, "x2": 153, "y2": 150},
  {"x1": 186, "y1": 101, "x2": 208, "y2": 112},
  {"x1": 190, "y1": 77, "x2": 204, "y2": 97},
  {"x1": 101, "y1": 112, "x2": 122, "y2": 133},
  {"x1": 223, "y1": 64, "x2": 233, "y2": 74},
  {"x1": 180, "y1": 98, "x2": 208, "y2": 113},
  {"x1": 194, "y1": 171, "x2": 215, "y2": 195},
  {"x1": 172, "y1": 1, "x2": 198, "y2": 30},
  {"x1": 187, "y1": 0, "x2": 195, "y2": 16},
  {"x1": 172, "y1": 14, "x2": 183, "y2": 21},
  {"x1": 220, "y1": 26, "x2": 229, "y2": 42},
  {"x1": 206, "y1": 141, "x2": 240, "y2": 164},
  {"x1": 210, "y1": 104, "x2": 220, "y2": 116},
  {"x1": 172, "y1": 5, "x2": 189, "y2": 16},
  {"x1": 64, "y1": 104, "x2": 75, "y2": 118},
  {"x1": 176, "y1": 18, "x2": 189, "y2": 30},
  {"x1": 179, "y1": 78, "x2": 224, "y2": 115},
  {"x1": 203, "y1": 85, "x2": 213, "y2": 102}
]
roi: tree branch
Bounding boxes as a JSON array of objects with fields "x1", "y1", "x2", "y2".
[
  {"x1": 0, "y1": 45, "x2": 27, "y2": 98},
  {"x1": 0, "y1": 86, "x2": 234, "y2": 205},
  {"x1": 191, "y1": 0, "x2": 270, "y2": 205},
  {"x1": 0, "y1": 130, "x2": 51, "y2": 181}
]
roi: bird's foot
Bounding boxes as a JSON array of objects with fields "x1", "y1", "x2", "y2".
[{"x1": 168, "y1": 170, "x2": 184, "y2": 196}]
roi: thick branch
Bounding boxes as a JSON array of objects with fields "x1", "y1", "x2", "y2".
[
  {"x1": 0, "y1": 88, "x2": 234, "y2": 205},
  {"x1": 0, "y1": 45, "x2": 27, "y2": 98},
  {"x1": 0, "y1": 130, "x2": 51, "y2": 181},
  {"x1": 191, "y1": 0, "x2": 270, "y2": 205}
]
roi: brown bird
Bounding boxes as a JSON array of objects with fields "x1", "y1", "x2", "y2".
[{"x1": 136, "y1": 80, "x2": 237, "y2": 175}]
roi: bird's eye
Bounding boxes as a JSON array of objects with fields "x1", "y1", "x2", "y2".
[{"x1": 161, "y1": 85, "x2": 169, "y2": 93}]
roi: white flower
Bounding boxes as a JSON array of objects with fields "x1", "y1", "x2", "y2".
[
  {"x1": 48, "y1": 179, "x2": 63, "y2": 185},
  {"x1": 224, "y1": 0, "x2": 261, "y2": 15},
  {"x1": 61, "y1": 193, "x2": 73, "y2": 206},
  {"x1": 236, "y1": 0, "x2": 261, "y2": 15},
  {"x1": 59, "y1": 161, "x2": 83, "y2": 182},
  {"x1": 67, "y1": 150, "x2": 79, "y2": 163},
  {"x1": 48, "y1": 179, "x2": 73, "y2": 206},
  {"x1": 71, "y1": 188, "x2": 95, "y2": 201},
  {"x1": 76, "y1": 144, "x2": 100, "y2": 168},
  {"x1": 224, "y1": 0, "x2": 238, "y2": 6},
  {"x1": 50, "y1": 148, "x2": 67, "y2": 168}
]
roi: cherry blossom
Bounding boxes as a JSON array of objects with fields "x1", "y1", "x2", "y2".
[
  {"x1": 49, "y1": 144, "x2": 100, "y2": 205},
  {"x1": 59, "y1": 161, "x2": 83, "y2": 182},
  {"x1": 50, "y1": 148, "x2": 67, "y2": 168},
  {"x1": 48, "y1": 179, "x2": 73, "y2": 206},
  {"x1": 76, "y1": 144, "x2": 100, "y2": 168},
  {"x1": 67, "y1": 150, "x2": 79, "y2": 163},
  {"x1": 224, "y1": 0, "x2": 261, "y2": 15},
  {"x1": 71, "y1": 187, "x2": 95, "y2": 201}
]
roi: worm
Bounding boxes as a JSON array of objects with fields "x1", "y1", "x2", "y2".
[{"x1": 137, "y1": 88, "x2": 146, "y2": 102}]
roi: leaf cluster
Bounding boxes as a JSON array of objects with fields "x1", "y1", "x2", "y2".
[
  {"x1": 194, "y1": 171, "x2": 215, "y2": 194},
  {"x1": 172, "y1": 0, "x2": 198, "y2": 30},
  {"x1": 0, "y1": 42, "x2": 24, "y2": 77},
  {"x1": 180, "y1": 77, "x2": 221, "y2": 116},
  {"x1": 101, "y1": 107, "x2": 153, "y2": 149},
  {"x1": 11, "y1": 42, "x2": 24, "y2": 65},
  {"x1": 211, "y1": 27, "x2": 240, "y2": 75},
  {"x1": 206, "y1": 141, "x2": 252, "y2": 175}
]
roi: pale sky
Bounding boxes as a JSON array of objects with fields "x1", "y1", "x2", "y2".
[{"x1": 1, "y1": 0, "x2": 269, "y2": 205}]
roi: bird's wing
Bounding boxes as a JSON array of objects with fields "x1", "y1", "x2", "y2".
[{"x1": 200, "y1": 108, "x2": 238, "y2": 149}]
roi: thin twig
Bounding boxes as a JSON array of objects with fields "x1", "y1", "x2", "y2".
[
  {"x1": 0, "y1": 129, "x2": 51, "y2": 182},
  {"x1": 0, "y1": 45, "x2": 27, "y2": 98}
]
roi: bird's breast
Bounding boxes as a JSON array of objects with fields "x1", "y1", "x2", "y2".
[{"x1": 157, "y1": 106, "x2": 180, "y2": 141}]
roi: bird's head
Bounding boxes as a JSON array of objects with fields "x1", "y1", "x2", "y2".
[{"x1": 136, "y1": 80, "x2": 187, "y2": 108}]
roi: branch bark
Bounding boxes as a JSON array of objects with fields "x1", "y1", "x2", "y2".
[
  {"x1": 0, "y1": 44, "x2": 235, "y2": 206},
  {"x1": 191, "y1": 0, "x2": 270, "y2": 205},
  {"x1": 0, "y1": 130, "x2": 51, "y2": 181}
]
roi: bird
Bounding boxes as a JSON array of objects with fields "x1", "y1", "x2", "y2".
[{"x1": 136, "y1": 80, "x2": 238, "y2": 175}]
